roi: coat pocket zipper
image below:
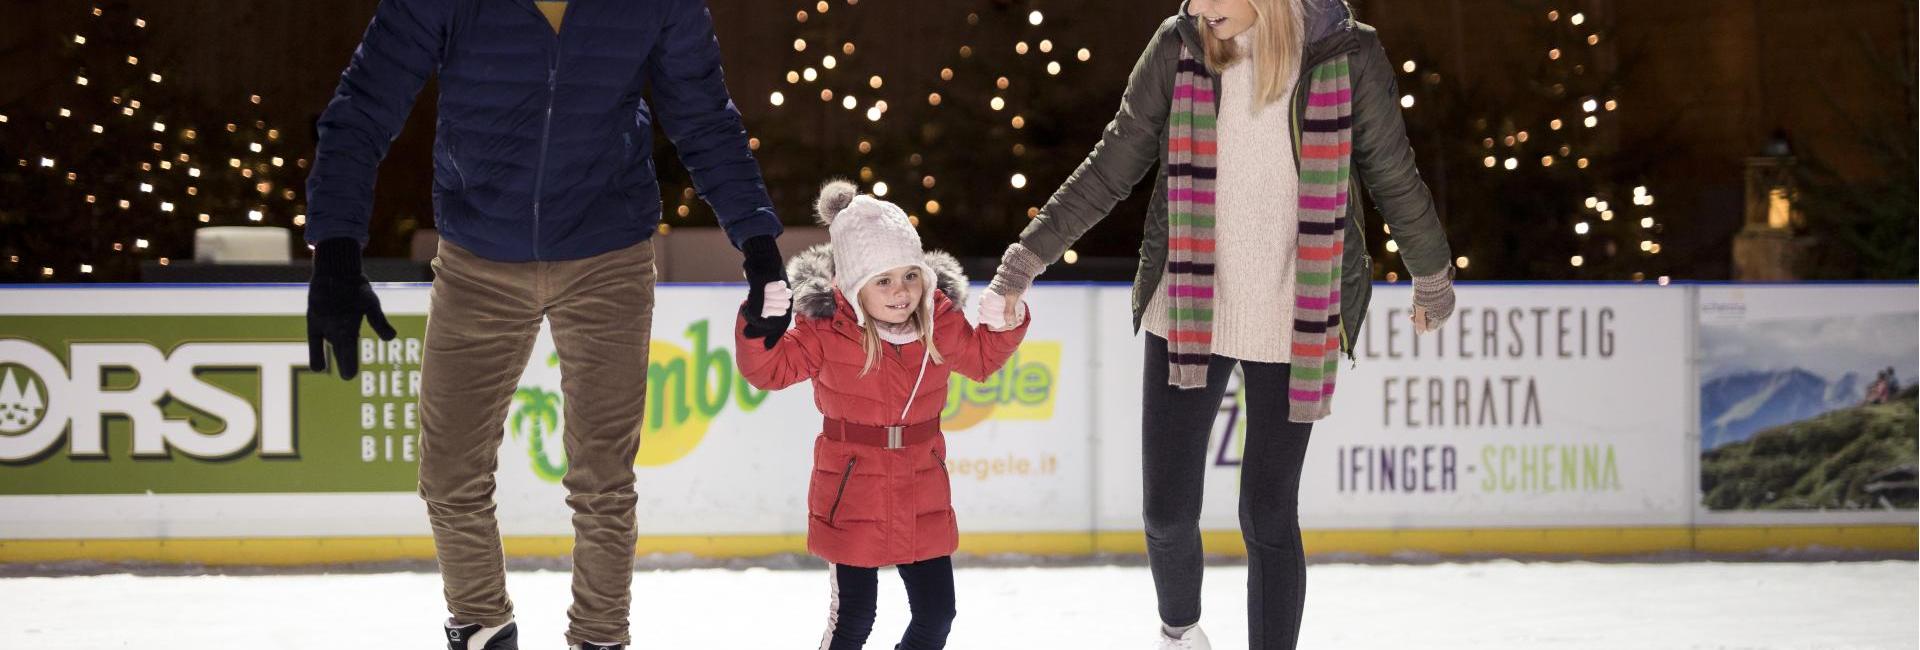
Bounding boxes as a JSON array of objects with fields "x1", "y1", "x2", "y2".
[
  {"x1": 447, "y1": 143, "x2": 468, "y2": 191},
  {"x1": 826, "y1": 457, "x2": 857, "y2": 525}
]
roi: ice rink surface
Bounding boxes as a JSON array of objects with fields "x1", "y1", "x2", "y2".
[{"x1": 4, "y1": 560, "x2": 1914, "y2": 649}]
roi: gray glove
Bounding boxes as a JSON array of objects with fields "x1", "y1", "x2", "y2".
[
  {"x1": 1412, "y1": 267, "x2": 1456, "y2": 331},
  {"x1": 986, "y1": 243, "x2": 1047, "y2": 297}
]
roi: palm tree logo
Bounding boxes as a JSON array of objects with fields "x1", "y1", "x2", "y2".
[{"x1": 507, "y1": 352, "x2": 568, "y2": 482}]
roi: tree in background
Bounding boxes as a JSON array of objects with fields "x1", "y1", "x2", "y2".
[
  {"x1": 1792, "y1": 23, "x2": 1919, "y2": 280},
  {"x1": 1383, "y1": 3, "x2": 1670, "y2": 282},
  {"x1": 662, "y1": 0, "x2": 1114, "y2": 261},
  {"x1": 0, "y1": 1, "x2": 309, "y2": 282}
]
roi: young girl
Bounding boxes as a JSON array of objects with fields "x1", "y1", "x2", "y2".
[{"x1": 736, "y1": 180, "x2": 1030, "y2": 650}]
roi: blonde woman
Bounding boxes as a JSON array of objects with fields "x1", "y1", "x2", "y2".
[{"x1": 982, "y1": 1, "x2": 1456, "y2": 648}]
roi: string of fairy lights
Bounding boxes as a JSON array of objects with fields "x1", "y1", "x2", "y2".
[
  {"x1": 7, "y1": 4, "x2": 306, "y2": 280},
  {"x1": 1391, "y1": 6, "x2": 1666, "y2": 283},
  {"x1": 11, "y1": 3, "x2": 1666, "y2": 282},
  {"x1": 755, "y1": 0, "x2": 1095, "y2": 264},
  {"x1": 755, "y1": 2, "x2": 1661, "y2": 280}
]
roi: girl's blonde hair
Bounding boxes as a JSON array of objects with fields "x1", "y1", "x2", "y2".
[
  {"x1": 857, "y1": 273, "x2": 944, "y2": 375},
  {"x1": 1200, "y1": 0, "x2": 1307, "y2": 109}
]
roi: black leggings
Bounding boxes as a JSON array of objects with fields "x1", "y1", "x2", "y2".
[
  {"x1": 821, "y1": 556, "x2": 955, "y2": 650},
  {"x1": 1142, "y1": 333, "x2": 1314, "y2": 650}
]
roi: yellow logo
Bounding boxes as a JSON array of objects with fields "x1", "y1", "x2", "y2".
[
  {"x1": 635, "y1": 320, "x2": 767, "y2": 466},
  {"x1": 941, "y1": 342, "x2": 1060, "y2": 431}
]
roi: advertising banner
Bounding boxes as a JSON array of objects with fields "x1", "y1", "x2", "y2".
[
  {"x1": 2, "y1": 282, "x2": 1911, "y2": 556},
  {"x1": 0, "y1": 285, "x2": 1094, "y2": 540},
  {"x1": 1094, "y1": 285, "x2": 1694, "y2": 532},
  {"x1": 1695, "y1": 284, "x2": 1919, "y2": 525}
]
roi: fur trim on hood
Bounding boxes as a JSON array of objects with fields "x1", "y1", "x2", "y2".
[{"x1": 787, "y1": 243, "x2": 970, "y2": 320}]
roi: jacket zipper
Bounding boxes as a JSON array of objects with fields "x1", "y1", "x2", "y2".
[
  {"x1": 447, "y1": 143, "x2": 467, "y2": 190},
  {"x1": 827, "y1": 457, "x2": 857, "y2": 525},
  {"x1": 531, "y1": 7, "x2": 570, "y2": 262}
]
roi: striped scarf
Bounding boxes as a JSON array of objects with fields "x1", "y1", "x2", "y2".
[{"x1": 1164, "y1": 46, "x2": 1353, "y2": 422}]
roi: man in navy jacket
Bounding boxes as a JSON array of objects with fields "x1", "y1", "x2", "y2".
[{"x1": 301, "y1": 2, "x2": 789, "y2": 648}]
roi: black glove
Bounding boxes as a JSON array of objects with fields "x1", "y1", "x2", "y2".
[
  {"x1": 307, "y1": 237, "x2": 397, "y2": 379},
  {"x1": 740, "y1": 235, "x2": 790, "y2": 349}
]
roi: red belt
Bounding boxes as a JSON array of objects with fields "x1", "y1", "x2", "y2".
[{"x1": 822, "y1": 417, "x2": 941, "y2": 449}]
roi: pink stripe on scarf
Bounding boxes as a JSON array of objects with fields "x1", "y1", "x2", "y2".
[
  {"x1": 1166, "y1": 189, "x2": 1217, "y2": 204},
  {"x1": 1298, "y1": 193, "x2": 1347, "y2": 211},
  {"x1": 1167, "y1": 284, "x2": 1214, "y2": 298},
  {"x1": 1306, "y1": 89, "x2": 1353, "y2": 107}
]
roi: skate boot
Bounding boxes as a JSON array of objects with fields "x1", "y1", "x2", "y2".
[
  {"x1": 1156, "y1": 624, "x2": 1211, "y2": 650},
  {"x1": 443, "y1": 619, "x2": 517, "y2": 650}
]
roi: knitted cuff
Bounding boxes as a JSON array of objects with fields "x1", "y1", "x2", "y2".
[
  {"x1": 1412, "y1": 267, "x2": 1456, "y2": 321},
  {"x1": 312, "y1": 237, "x2": 364, "y2": 279},
  {"x1": 986, "y1": 244, "x2": 1046, "y2": 296}
]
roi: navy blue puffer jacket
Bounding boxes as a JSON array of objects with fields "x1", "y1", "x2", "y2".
[{"x1": 305, "y1": 0, "x2": 781, "y2": 262}]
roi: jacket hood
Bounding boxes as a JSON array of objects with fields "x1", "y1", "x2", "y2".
[{"x1": 788, "y1": 243, "x2": 970, "y2": 320}]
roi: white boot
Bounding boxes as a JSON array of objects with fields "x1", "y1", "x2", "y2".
[{"x1": 1157, "y1": 624, "x2": 1211, "y2": 650}]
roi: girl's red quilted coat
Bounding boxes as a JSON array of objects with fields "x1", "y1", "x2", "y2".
[{"x1": 735, "y1": 245, "x2": 1029, "y2": 568}]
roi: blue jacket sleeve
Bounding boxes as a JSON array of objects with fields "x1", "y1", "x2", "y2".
[
  {"x1": 303, "y1": 0, "x2": 449, "y2": 246},
  {"x1": 648, "y1": 0, "x2": 782, "y2": 250}
]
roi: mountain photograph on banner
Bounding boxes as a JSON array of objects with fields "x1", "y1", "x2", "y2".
[{"x1": 1699, "y1": 310, "x2": 1918, "y2": 512}]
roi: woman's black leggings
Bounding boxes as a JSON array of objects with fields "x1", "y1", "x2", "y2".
[
  {"x1": 820, "y1": 556, "x2": 955, "y2": 650},
  {"x1": 1142, "y1": 333, "x2": 1315, "y2": 650}
]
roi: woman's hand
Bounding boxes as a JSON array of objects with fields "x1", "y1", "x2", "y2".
[
  {"x1": 1410, "y1": 268, "x2": 1455, "y2": 334},
  {"x1": 986, "y1": 243, "x2": 1045, "y2": 328}
]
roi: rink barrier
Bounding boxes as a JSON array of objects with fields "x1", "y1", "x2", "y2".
[
  {"x1": 1, "y1": 282, "x2": 1916, "y2": 565},
  {"x1": 3, "y1": 525, "x2": 1913, "y2": 566}
]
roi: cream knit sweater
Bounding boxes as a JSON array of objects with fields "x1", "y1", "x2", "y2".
[{"x1": 1143, "y1": 40, "x2": 1300, "y2": 363}]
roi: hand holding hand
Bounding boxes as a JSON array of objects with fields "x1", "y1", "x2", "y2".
[{"x1": 980, "y1": 289, "x2": 1026, "y2": 331}]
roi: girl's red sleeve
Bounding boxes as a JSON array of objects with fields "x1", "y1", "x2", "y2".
[
  {"x1": 934, "y1": 302, "x2": 1032, "y2": 382},
  {"x1": 735, "y1": 307, "x2": 825, "y2": 390}
]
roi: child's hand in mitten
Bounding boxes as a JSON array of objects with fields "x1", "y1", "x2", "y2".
[
  {"x1": 980, "y1": 289, "x2": 1025, "y2": 331},
  {"x1": 743, "y1": 280, "x2": 794, "y2": 349}
]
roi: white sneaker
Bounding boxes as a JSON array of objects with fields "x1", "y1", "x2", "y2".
[{"x1": 1157, "y1": 624, "x2": 1211, "y2": 650}]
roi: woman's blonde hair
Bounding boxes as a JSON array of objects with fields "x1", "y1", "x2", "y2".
[
  {"x1": 1200, "y1": 0, "x2": 1307, "y2": 109},
  {"x1": 857, "y1": 273, "x2": 944, "y2": 375}
]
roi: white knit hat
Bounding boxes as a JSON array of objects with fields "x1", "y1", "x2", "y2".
[{"x1": 814, "y1": 180, "x2": 935, "y2": 326}]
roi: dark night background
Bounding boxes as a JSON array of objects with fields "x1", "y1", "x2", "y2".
[{"x1": 1, "y1": 0, "x2": 1914, "y2": 283}]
